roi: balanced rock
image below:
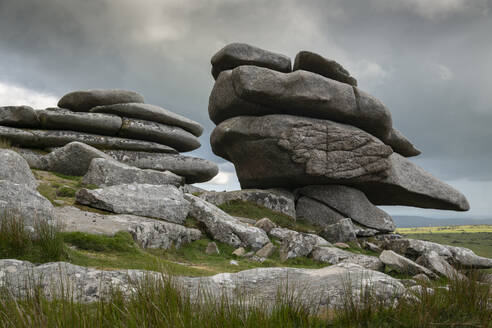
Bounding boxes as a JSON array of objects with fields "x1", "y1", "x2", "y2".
[
  {"x1": 105, "y1": 150, "x2": 218, "y2": 183},
  {"x1": 198, "y1": 189, "x2": 295, "y2": 219},
  {"x1": 293, "y1": 50, "x2": 357, "y2": 86},
  {"x1": 76, "y1": 184, "x2": 190, "y2": 224},
  {"x1": 184, "y1": 194, "x2": 269, "y2": 250},
  {"x1": 55, "y1": 206, "x2": 201, "y2": 249},
  {"x1": 320, "y1": 218, "x2": 357, "y2": 243},
  {"x1": 37, "y1": 108, "x2": 122, "y2": 136},
  {"x1": 379, "y1": 250, "x2": 436, "y2": 278},
  {"x1": 297, "y1": 185, "x2": 395, "y2": 232},
  {"x1": 83, "y1": 158, "x2": 183, "y2": 187},
  {"x1": 118, "y1": 118, "x2": 200, "y2": 152},
  {"x1": 0, "y1": 106, "x2": 40, "y2": 128},
  {"x1": 0, "y1": 149, "x2": 38, "y2": 189},
  {"x1": 91, "y1": 103, "x2": 203, "y2": 137},
  {"x1": 58, "y1": 89, "x2": 145, "y2": 112},
  {"x1": 211, "y1": 43, "x2": 291, "y2": 79},
  {"x1": 311, "y1": 246, "x2": 384, "y2": 271}
]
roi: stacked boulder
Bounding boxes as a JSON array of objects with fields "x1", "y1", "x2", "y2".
[
  {"x1": 0, "y1": 90, "x2": 218, "y2": 183},
  {"x1": 208, "y1": 43, "x2": 470, "y2": 235}
]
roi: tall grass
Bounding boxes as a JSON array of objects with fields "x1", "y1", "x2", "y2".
[{"x1": 0, "y1": 138, "x2": 12, "y2": 149}]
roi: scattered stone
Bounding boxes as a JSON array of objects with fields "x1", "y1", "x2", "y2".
[
  {"x1": 118, "y1": 118, "x2": 200, "y2": 152},
  {"x1": 354, "y1": 226, "x2": 380, "y2": 237},
  {"x1": 37, "y1": 108, "x2": 122, "y2": 136},
  {"x1": 211, "y1": 43, "x2": 291, "y2": 79},
  {"x1": 379, "y1": 250, "x2": 436, "y2": 278},
  {"x1": 279, "y1": 232, "x2": 330, "y2": 261},
  {"x1": 412, "y1": 273, "x2": 431, "y2": 284},
  {"x1": 232, "y1": 247, "x2": 246, "y2": 257},
  {"x1": 229, "y1": 260, "x2": 239, "y2": 266},
  {"x1": 293, "y1": 50, "x2": 357, "y2": 86},
  {"x1": 0, "y1": 106, "x2": 40, "y2": 128},
  {"x1": 362, "y1": 241, "x2": 382, "y2": 253},
  {"x1": 55, "y1": 206, "x2": 201, "y2": 249},
  {"x1": 104, "y1": 151, "x2": 218, "y2": 184},
  {"x1": 399, "y1": 279, "x2": 418, "y2": 287},
  {"x1": 243, "y1": 251, "x2": 255, "y2": 258},
  {"x1": 298, "y1": 185, "x2": 395, "y2": 232},
  {"x1": 198, "y1": 189, "x2": 296, "y2": 219},
  {"x1": 250, "y1": 255, "x2": 266, "y2": 263},
  {"x1": 416, "y1": 251, "x2": 466, "y2": 280},
  {"x1": 334, "y1": 242, "x2": 350, "y2": 249},
  {"x1": 311, "y1": 246, "x2": 384, "y2": 271},
  {"x1": 58, "y1": 89, "x2": 145, "y2": 112},
  {"x1": 185, "y1": 194, "x2": 269, "y2": 250},
  {"x1": 254, "y1": 218, "x2": 277, "y2": 233},
  {"x1": 295, "y1": 196, "x2": 345, "y2": 227},
  {"x1": 76, "y1": 184, "x2": 190, "y2": 224},
  {"x1": 0, "y1": 149, "x2": 38, "y2": 189},
  {"x1": 320, "y1": 219, "x2": 357, "y2": 243},
  {"x1": 83, "y1": 158, "x2": 183, "y2": 187},
  {"x1": 205, "y1": 242, "x2": 220, "y2": 255},
  {"x1": 234, "y1": 216, "x2": 257, "y2": 225},
  {"x1": 91, "y1": 103, "x2": 203, "y2": 137},
  {"x1": 53, "y1": 200, "x2": 65, "y2": 206},
  {"x1": 255, "y1": 242, "x2": 276, "y2": 258}
]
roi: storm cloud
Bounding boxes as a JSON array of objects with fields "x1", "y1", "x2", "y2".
[{"x1": 0, "y1": 0, "x2": 491, "y2": 217}]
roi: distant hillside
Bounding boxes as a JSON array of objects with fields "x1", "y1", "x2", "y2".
[{"x1": 394, "y1": 216, "x2": 492, "y2": 228}]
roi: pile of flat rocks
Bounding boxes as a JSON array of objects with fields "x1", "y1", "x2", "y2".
[
  {"x1": 0, "y1": 89, "x2": 218, "y2": 183},
  {"x1": 208, "y1": 43, "x2": 470, "y2": 234}
]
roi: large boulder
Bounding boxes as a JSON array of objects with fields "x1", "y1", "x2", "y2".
[
  {"x1": 198, "y1": 189, "x2": 295, "y2": 219},
  {"x1": 58, "y1": 89, "x2": 145, "y2": 112},
  {"x1": 118, "y1": 118, "x2": 200, "y2": 152},
  {"x1": 208, "y1": 66, "x2": 392, "y2": 141},
  {"x1": 184, "y1": 194, "x2": 269, "y2": 250},
  {"x1": 0, "y1": 126, "x2": 177, "y2": 153},
  {"x1": 76, "y1": 184, "x2": 190, "y2": 224},
  {"x1": 295, "y1": 196, "x2": 345, "y2": 227},
  {"x1": 37, "y1": 108, "x2": 122, "y2": 136},
  {"x1": 211, "y1": 115, "x2": 469, "y2": 211},
  {"x1": 279, "y1": 231, "x2": 331, "y2": 261},
  {"x1": 293, "y1": 51, "x2": 357, "y2": 86},
  {"x1": 90, "y1": 103, "x2": 203, "y2": 137},
  {"x1": 297, "y1": 185, "x2": 395, "y2": 232},
  {"x1": 211, "y1": 43, "x2": 291, "y2": 80},
  {"x1": 83, "y1": 158, "x2": 183, "y2": 187},
  {"x1": 0, "y1": 106, "x2": 40, "y2": 128},
  {"x1": 104, "y1": 150, "x2": 218, "y2": 183},
  {"x1": 311, "y1": 246, "x2": 384, "y2": 271},
  {"x1": 55, "y1": 206, "x2": 201, "y2": 249},
  {"x1": 0, "y1": 149, "x2": 38, "y2": 189},
  {"x1": 320, "y1": 218, "x2": 357, "y2": 243},
  {"x1": 0, "y1": 180, "x2": 54, "y2": 228},
  {"x1": 379, "y1": 250, "x2": 436, "y2": 278},
  {"x1": 416, "y1": 251, "x2": 463, "y2": 280}
]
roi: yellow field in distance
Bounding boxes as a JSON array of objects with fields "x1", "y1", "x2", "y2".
[{"x1": 397, "y1": 225, "x2": 492, "y2": 234}]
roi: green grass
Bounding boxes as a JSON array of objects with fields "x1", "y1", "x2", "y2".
[
  {"x1": 218, "y1": 200, "x2": 319, "y2": 233},
  {"x1": 0, "y1": 138, "x2": 12, "y2": 149}
]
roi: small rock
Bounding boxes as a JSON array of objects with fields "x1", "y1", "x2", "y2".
[
  {"x1": 58, "y1": 89, "x2": 145, "y2": 112},
  {"x1": 362, "y1": 241, "x2": 382, "y2": 253},
  {"x1": 412, "y1": 273, "x2": 431, "y2": 284},
  {"x1": 416, "y1": 251, "x2": 465, "y2": 280},
  {"x1": 249, "y1": 256, "x2": 266, "y2": 263},
  {"x1": 53, "y1": 200, "x2": 65, "y2": 206},
  {"x1": 380, "y1": 250, "x2": 436, "y2": 278},
  {"x1": 232, "y1": 247, "x2": 246, "y2": 257},
  {"x1": 205, "y1": 242, "x2": 220, "y2": 255},
  {"x1": 243, "y1": 251, "x2": 255, "y2": 258},
  {"x1": 334, "y1": 242, "x2": 350, "y2": 249},
  {"x1": 255, "y1": 243, "x2": 276, "y2": 258},
  {"x1": 399, "y1": 279, "x2": 418, "y2": 287},
  {"x1": 254, "y1": 218, "x2": 277, "y2": 233},
  {"x1": 311, "y1": 246, "x2": 384, "y2": 271},
  {"x1": 320, "y1": 219, "x2": 357, "y2": 243},
  {"x1": 229, "y1": 260, "x2": 239, "y2": 266}
]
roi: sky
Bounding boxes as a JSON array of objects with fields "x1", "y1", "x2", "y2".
[{"x1": 0, "y1": 0, "x2": 491, "y2": 219}]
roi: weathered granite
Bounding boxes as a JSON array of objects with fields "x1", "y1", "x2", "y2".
[
  {"x1": 295, "y1": 196, "x2": 345, "y2": 227},
  {"x1": 0, "y1": 106, "x2": 40, "y2": 128},
  {"x1": 320, "y1": 218, "x2": 357, "y2": 243},
  {"x1": 311, "y1": 246, "x2": 384, "y2": 271},
  {"x1": 0, "y1": 149, "x2": 38, "y2": 189},
  {"x1": 416, "y1": 251, "x2": 464, "y2": 280},
  {"x1": 379, "y1": 250, "x2": 436, "y2": 278},
  {"x1": 58, "y1": 89, "x2": 145, "y2": 112}
]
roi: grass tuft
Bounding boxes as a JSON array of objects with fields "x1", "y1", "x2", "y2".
[{"x1": 0, "y1": 137, "x2": 12, "y2": 149}]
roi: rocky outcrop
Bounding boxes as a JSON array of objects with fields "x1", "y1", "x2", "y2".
[
  {"x1": 76, "y1": 184, "x2": 190, "y2": 224},
  {"x1": 55, "y1": 206, "x2": 201, "y2": 249},
  {"x1": 297, "y1": 185, "x2": 395, "y2": 232},
  {"x1": 379, "y1": 250, "x2": 436, "y2": 278},
  {"x1": 58, "y1": 89, "x2": 145, "y2": 112},
  {"x1": 293, "y1": 50, "x2": 357, "y2": 86},
  {"x1": 415, "y1": 251, "x2": 463, "y2": 280},
  {"x1": 0, "y1": 106, "x2": 40, "y2": 128},
  {"x1": 83, "y1": 158, "x2": 183, "y2": 187},
  {"x1": 105, "y1": 151, "x2": 218, "y2": 184},
  {"x1": 184, "y1": 194, "x2": 269, "y2": 250},
  {"x1": 0, "y1": 149, "x2": 38, "y2": 189},
  {"x1": 279, "y1": 232, "x2": 331, "y2": 261},
  {"x1": 211, "y1": 43, "x2": 291, "y2": 80},
  {"x1": 198, "y1": 189, "x2": 295, "y2": 219},
  {"x1": 311, "y1": 246, "x2": 384, "y2": 271}
]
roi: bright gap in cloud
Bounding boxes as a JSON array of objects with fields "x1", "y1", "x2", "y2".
[{"x1": 0, "y1": 81, "x2": 58, "y2": 108}]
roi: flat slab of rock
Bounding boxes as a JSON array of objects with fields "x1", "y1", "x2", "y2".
[
  {"x1": 0, "y1": 106, "x2": 40, "y2": 128},
  {"x1": 293, "y1": 51, "x2": 357, "y2": 86},
  {"x1": 37, "y1": 108, "x2": 122, "y2": 136},
  {"x1": 198, "y1": 189, "x2": 295, "y2": 219},
  {"x1": 296, "y1": 196, "x2": 345, "y2": 227},
  {"x1": 0, "y1": 126, "x2": 177, "y2": 153},
  {"x1": 104, "y1": 150, "x2": 218, "y2": 183},
  {"x1": 0, "y1": 149, "x2": 38, "y2": 189},
  {"x1": 385, "y1": 128, "x2": 421, "y2": 157},
  {"x1": 297, "y1": 185, "x2": 395, "y2": 232},
  {"x1": 209, "y1": 66, "x2": 392, "y2": 141},
  {"x1": 311, "y1": 246, "x2": 384, "y2": 271},
  {"x1": 0, "y1": 180, "x2": 54, "y2": 228},
  {"x1": 185, "y1": 194, "x2": 269, "y2": 250},
  {"x1": 118, "y1": 118, "x2": 200, "y2": 152},
  {"x1": 55, "y1": 206, "x2": 201, "y2": 249},
  {"x1": 416, "y1": 251, "x2": 463, "y2": 279},
  {"x1": 91, "y1": 103, "x2": 203, "y2": 137},
  {"x1": 211, "y1": 114, "x2": 393, "y2": 188},
  {"x1": 380, "y1": 250, "x2": 436, "y2": 278},
  {"x1": 211, "y1": 43, "x2": 291, "y2": 79},
  {"x1": 76, "y1": 184, "x2": 190, "y2": 224},
  {"x1": 58, "y1": 89, "x2": 144, "y2": 112},
  {"x1": 83, "y1": 158, "x2": 183, "y2": 187},
  {"x1": 0, "y1": 260, "x2": 405, "y2": 307}
]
